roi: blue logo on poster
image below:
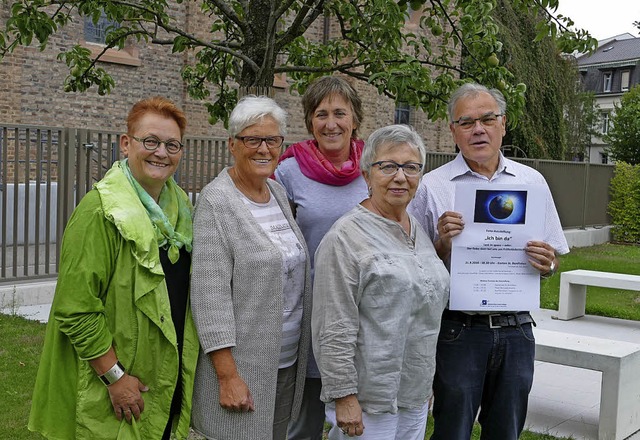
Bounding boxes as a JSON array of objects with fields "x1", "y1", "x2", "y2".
[{"x1": 482, "y1": 299, "x2": 488, "y2": 305}]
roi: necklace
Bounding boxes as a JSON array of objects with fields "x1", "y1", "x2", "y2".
[{"x1": 230, "y1": 168, "x2": 270, "y2": 203}]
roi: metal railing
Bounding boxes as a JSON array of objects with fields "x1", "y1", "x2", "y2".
[
  {"x1": 1, "y1": 126, "x2": 234, "y2": 282},
  {"x1": 1, "y1": 126, "x2": 615, "y2": 283}
]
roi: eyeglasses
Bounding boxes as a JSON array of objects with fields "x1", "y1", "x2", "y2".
[
  {"x1": 371, "y1": 161, "x2": 424, "y2": 176},
  {"x1": 452, "y1": 113, "x2": 504, "y2": 131},
  {"x1": 131, "y1": 136, "x2": 184, "y2": 154},
  {"x1": 235, "y1": 136, "x2": 285, "y2": 149}
]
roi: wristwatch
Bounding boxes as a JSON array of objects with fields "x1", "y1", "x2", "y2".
[
  {"x1": 542, "y1": 259, "x2": 557, "y2": 279},
  {"x1": 99, "y1": 361, "x2": 126, "y2": 386}
]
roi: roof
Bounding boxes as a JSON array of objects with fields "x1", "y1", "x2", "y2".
[
  {"x1": 598, "y1": 33, "x2": 636, "y2": 46},
  {"x1": 577, "y1": 37, "x2": 640, "y2": 68}
]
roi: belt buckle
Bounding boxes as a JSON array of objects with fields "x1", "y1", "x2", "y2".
[{"x1": 489, "y1": 314, "x2": 502, "y2": 329}]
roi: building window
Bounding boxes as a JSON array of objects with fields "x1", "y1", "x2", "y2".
[
  {"x1": 603, "y1": 72, "x2": 612, "y2": 92},
  {"x1": 600, "y1": 152, "x2": 608, "y2": 164},
  {"x1": 84, "y1": 14, "x2": 119, "y2": 45},
  {"x1": 81, "y1": 14, "x2": 140, "y2": 66},
  {"x1": 601, "y1": 112, "x2": 610, "y2": 134},
  {"x1": 394, "y1": 102, "x2": 411, "y2": 125},
  {"x1": 621, "y1": 70, "x2": 630, "y2": 92}
]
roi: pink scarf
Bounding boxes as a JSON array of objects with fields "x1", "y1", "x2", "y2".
[{"x1": 277, "y1": 138, "x2": 364, "y2": 186}]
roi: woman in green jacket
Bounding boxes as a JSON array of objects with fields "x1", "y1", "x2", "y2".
[{"x1": 28, "y1": 97, "x2": 198, "y2": 440}]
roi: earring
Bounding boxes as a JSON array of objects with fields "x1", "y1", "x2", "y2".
[{"x1": 367, "y1": 187, "x2": 372, "y2": 197}]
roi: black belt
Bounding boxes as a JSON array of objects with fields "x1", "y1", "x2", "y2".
[{"x1": 442, "y1": 309, "x2": 536, "y2": 329}]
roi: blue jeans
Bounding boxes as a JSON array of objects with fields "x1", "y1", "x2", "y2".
[{"x1": 430, "y1": 317, "x2": 535, "y2": 440}]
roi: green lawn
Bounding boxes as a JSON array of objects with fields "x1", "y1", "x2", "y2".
[
  {"x1": 4, "y1": 242, "x2": 638, "y2": 440},
  {"x1": 0, "y1": 315, "x2": 45, "y2": 440},
  {"x1": 0, "y1": 310, "x2": 577, "y2": 440},
  {"x1": 541, "y1": 243, "x2": 640, "y2": 319}
]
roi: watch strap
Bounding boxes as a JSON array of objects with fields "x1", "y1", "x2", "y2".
[
  {"x1": 541, "y1": 259, "x2": 557, "y2": 279},
  {"x1": 99, "y1": 361, "x2": 126, "y2": 386}
]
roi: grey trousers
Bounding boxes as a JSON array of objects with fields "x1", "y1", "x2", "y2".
[
  {"x1": 287, "y1": 377, "x2": 325, "y2": 440},
  {"x1": 273, "y1": 364, "x2": 298, "y2": 440}
]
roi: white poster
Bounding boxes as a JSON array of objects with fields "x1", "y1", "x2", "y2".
[{"x1": 449, "y1": 183, "x2": 545, "y2": 311}]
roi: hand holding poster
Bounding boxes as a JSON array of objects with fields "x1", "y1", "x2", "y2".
[{"x1": 449, "y1": 183, "x2": 545, "y2": 311}]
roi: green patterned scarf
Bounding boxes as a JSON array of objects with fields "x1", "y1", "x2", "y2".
[{"x1": 121, "y1": 159, "x2": 193, "y2": 264}]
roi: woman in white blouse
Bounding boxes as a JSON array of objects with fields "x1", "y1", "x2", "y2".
[
  {"x1": 313, "y1": 124, "x2": 450, "y2": 439},
  {"x1": 190, "y1": 96, "x2": 311, "y2": 440}
]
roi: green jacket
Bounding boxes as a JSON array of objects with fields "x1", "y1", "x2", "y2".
[{"x1": 29, "y1": 162, "x2": 198, "y2": 440}]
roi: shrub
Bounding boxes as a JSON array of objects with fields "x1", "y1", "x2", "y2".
[{"x1": 608, "y1": 162, "x2": 640, "y2": 243}]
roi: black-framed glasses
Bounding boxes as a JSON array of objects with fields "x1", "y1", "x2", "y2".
[
  {"x1": 131, "y1": 136, "x2": 184, "y2": 154},
  {"x1": 371, "y1": 161, "x2": 423, "y2": 176},
  {"x1": 452, "y1": 113, "x2": 504, "y2": 131},
  {"x1": 235, "y1": 136, "x2": 285, "y2": 149}
]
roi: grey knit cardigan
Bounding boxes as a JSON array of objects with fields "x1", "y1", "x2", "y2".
[{"x1": 190, "y1": 168, "x2": 312, "y2": 440}]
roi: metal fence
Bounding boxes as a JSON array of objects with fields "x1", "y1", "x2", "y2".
[
  {"x1": 423, "y1": 153, "x2": 613, "y2": 228},
  {"x1": 1, "y1": 125, "x2": 234, "y2": 281},
  {"x1": 1, "y1": 125, "x2": 615, "y2": 282}
]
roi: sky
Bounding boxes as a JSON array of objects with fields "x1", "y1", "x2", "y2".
[{"x1": 553, "y1": 0, "x2": 640, "y2": 41}]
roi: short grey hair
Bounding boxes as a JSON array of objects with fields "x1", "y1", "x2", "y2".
[
  {"x1": 228, "y1": 95, "x2": 288, "y2": 139},
  {"x1": 447, "y1": 83, "x2": 507, "y2": 122},
  {"x1": 360, "y1": 124, "x2": 427, "y2": 174}
]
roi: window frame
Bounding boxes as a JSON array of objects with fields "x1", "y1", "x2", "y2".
[
  {"x1": 603, "y1": 72, "x2": 613, "y2": 92},
  {"x1": 621, "y1": 70, "x2": 630, "y2": 92},
  {"x1": 600, "y1": 152, "x2": 609, "y2": 164},
  {"x1": 81, "y1": 15, "x2": 140, "y2": 67},
  {"x1": 394, "y1": 102, "x2": 412, "y2": 125},
  {"x1": 601, "y1": 112, "x2": 610, "y2": 135}
]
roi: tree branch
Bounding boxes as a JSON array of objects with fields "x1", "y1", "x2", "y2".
[
  {"x1": 277, "y1": 0, "x2": 325, "y2": 49},
  {"x1": 205, "y1": 0, "x2": 247, "y2": 33},
  {"x1": 430, "y1": 0, "x2": 482, "y2": 67}
]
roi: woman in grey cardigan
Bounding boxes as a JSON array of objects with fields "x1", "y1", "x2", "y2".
[{"x1": 190, "y1": 96, "x2": 312, "y2": 440}]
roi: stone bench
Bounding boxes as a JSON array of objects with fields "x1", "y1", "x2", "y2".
[
  {"x1": 535, "y1": 328, "x2": 640, "y2": 440},
  {"x1": 558, "y1": 270, "x2": 640, "y2": 321}
]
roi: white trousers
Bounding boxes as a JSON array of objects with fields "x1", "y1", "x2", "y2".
[{"x1": 325, "y1": 401, "x2": 429, "y2": 440}]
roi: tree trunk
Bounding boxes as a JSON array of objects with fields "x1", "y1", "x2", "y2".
[
  {"x1": 240, "y1": 0, "x2": 278, "y2": 88},
  {"x1": 238, "y1": 86, "x2": 276, "y2": 98}
]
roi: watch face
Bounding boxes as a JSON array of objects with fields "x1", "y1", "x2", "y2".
[{"x1": 100, "y1": 361, "x2": 125, "y2": 385}]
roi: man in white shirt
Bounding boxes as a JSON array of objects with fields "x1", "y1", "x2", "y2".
[{"x1": 408, "y1": 82, "x2": 569, "y2": 440}]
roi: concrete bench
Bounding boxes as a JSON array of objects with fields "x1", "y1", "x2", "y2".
[
  {"x1": 558, "y1": 270, "x2": 640, "y2": 321},
  {"x1": 534, "y1": 328, "x2": 640, "y2": 440}
]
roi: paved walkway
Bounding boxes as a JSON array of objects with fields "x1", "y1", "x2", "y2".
[
  {"x1": 526, "y1": 309, "x2": 640, "y2": 440},
  {"x1": 4, "y1": 303, "x2": 640, "y2": 440}
]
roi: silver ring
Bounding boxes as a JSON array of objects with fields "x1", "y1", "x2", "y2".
[{"x1": 341, "y1": 428, "x2": 348, "y2": 435}]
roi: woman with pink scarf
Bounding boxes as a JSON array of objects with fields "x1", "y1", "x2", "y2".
[{"x1": 275, "y1": 76, "x2": 368, "y2": 440}]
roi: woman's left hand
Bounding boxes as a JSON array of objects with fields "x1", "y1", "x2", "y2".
[
  {"x1": 107, "y1": 373, "x2": 149, "y2": 423},
  {"x1": 335, "y1": 394, "x2": 364, "y2": 437}
]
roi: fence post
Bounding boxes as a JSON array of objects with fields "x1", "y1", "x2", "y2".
[
  {"x1": 76, "y1": 128, "x2": 93, "y2": 201},
  {"x1": 57, "y1": 128, "x2": 77, "y2": 266},
  {"x1": 581, "y1": 162, "x2": 590, "y2": 230}
]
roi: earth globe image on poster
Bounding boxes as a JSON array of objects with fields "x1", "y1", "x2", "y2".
[
  {"x1": 473, "y1": 190, "x2": 528, "y2": 224},
  {"x1": 488, "y1": 195, "x2": 514, "y2": 219}
]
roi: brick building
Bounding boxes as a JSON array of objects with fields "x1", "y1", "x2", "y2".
[{"x1": 0, "y1": 4, "x2": 453, "y2": 150}]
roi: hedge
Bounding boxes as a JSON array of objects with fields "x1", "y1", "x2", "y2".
[{"x1": 608, "y1": 162, "x2": 640, "y2": 244}]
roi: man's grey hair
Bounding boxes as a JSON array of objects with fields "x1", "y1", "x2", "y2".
[{"x1": 447, "y1": 83, "x2": 507, "y2": 122}]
